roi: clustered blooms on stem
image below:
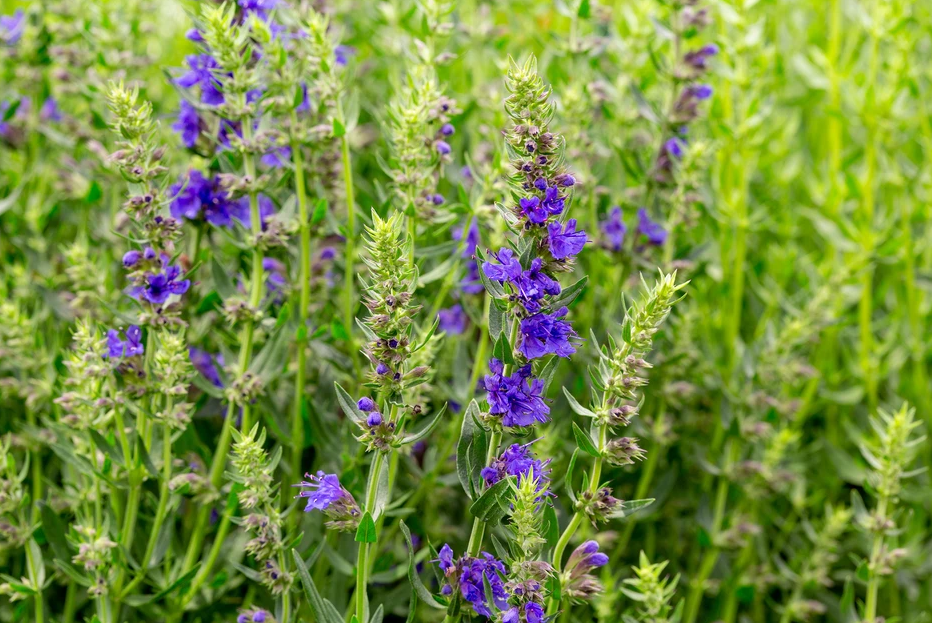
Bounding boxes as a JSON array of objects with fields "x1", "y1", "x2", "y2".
[
  {"x1": 360, "y1": 211, "x2": 426, "y2": 395},
  {"x1": 293, "y1": 471, "x2": 361, "y2": 531},
  {"x1": 437, "y1": 545, "x2": 510, "y2": 617},
  {"x1": 385, "y1": 65, "x2": 460, "y2": 220}
]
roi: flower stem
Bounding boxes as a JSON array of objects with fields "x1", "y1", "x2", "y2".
[
  {"x1": 290, "y1": 111, "x2": 312, "y2": 490},
  {"x1": 339, "y1": 109, "x2": 360, "y2": 378},
  {"x1": 355, "y1": 450, "x2": 386, "y2": 621}
]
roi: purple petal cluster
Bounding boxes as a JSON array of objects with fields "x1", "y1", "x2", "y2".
[
  {"x1": 126, "y1": 253, "x2": 191, "y2": 305},
  {"x1": 453, "y1": 221, "x2": 483, "y2": 295},
  {"x1": 172, "y1": 101, "x2": 204, "y2": 148},
  {"x1": 105, "y1": 326, "x2": 144, "y2": 359},
  {"x1": 436, "y1": 545, "x2": 509, "y2": 618},
  {"x1": 169, "y1": 170, "x2": 243, "y2": 227},
  {"x1": 189, "y1": 347, "x2": 224, "y2": 387},
  {"x1": 483, "y1": 358, "x2": 550, "y2": 427},
  {"x1": 236, "y1": 608, "x2": 271, "y2": 623},
  {"x1": 502, "y1": 603, "x2": 544, "y2": 623},
  {"x1": 518, "y1": 307, "x2": 578, "y2": 360},
  {"x1": 481, "y1": 442, "x2": 551, "y2": 494},
  {"x1": 547, "y1": 219, "x2": 586, "y2": 260},
  {"x1": 438, "y1": 304, "x2": 468, "y2": 335},
  {"x1": 482, "y1": 250, "x2": 562, "y2": 314},
  {"x1": 600, "y1": 206, "x2": 627, "y2": 251},
  {"x1": 176, "y1": 54, "x2": 224, "y2": 105},
  {"x1": 600, "y1": 207, "x2": 667, "y2": 251},
  {"x1": 0, "y1": 10, "x2": 24, "y2": 45}
]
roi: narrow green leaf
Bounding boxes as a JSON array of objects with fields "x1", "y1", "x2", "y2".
[{"x1": 355, "y1": 512, "x2": 377, "y2": 544}]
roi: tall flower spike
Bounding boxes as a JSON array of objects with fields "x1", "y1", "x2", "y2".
[{"x1": 361, "y1": 210, "x2": 422, "y2": 394}]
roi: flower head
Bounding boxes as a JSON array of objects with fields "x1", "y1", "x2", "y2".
[
  {"x1": 518, "y1": 307, "x2": 578, "y2": 360},
  {"x1": 0, "y1": 10, "x2": 24, "y2": 45},
  {"x1": 637, "y1": 208, "x2": 667, "y2": 246},
  {"x1": 176, "y1": 54, "x2": 224, "y2": 105},
  {"x1": 190, "y1": 347, "x2": 224, "y2": 387},
  {"x1": 127, "y1": 255, "x2": 191, "y2": 305},
  {"x1": 172, "y1": 101, "x2": 203, "y2": 148},
  {"x1": 293, "y1": 471, "x2": 360, "y2": 531},
  {"x1": 547, "y1": 219, "x2": 587, "y2": 260},
  {"x1": 105, "y1": 326, "x2": 144, "y2": 358},
  {"x1": 438, "y1": 304, "x2": 468, "y2": 335},
  {"x1": 601, "y1": 207, "x2": 627, "y2": 252},
  {"x1": 484, "y1": 359, "x2": 550, "y2": 427}
]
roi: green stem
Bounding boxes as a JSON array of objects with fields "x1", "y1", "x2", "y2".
[
  {"x1": 290, "y1": 112, "x2": 312, "y2": 491},
  {"x1": 355, "y1": 450, "x2": 386, "y2": 621},
  {"x1": 339, "y1": 116, "x2": 360, "y2": 378},
  {"x1": 25, "y1": 538, "x2": 43, "y2": 623},
  {"x1": 864, "y1": 497, "x2": 888, "y2": 622},
  {"x1": 180, "y1": 109, "x2": 264, "y2": 582}
]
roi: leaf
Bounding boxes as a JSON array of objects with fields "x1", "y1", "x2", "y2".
[
  {"x1": 456, "y1": 400, "x2": 486, "y2": 499},
  {"x1": 293, "y1": 549, "x2": 343, "y2": 623},
  {"x1": 550, "y1": 275, "x2": 588, "y2": 309},
  {"x1": 332, "y1": 116, "x2": 346, "y2": 138},
  {"x1": 211, "y1": 257, "x2": 237, "y2": 300},
  {"x1": 39, "y1": 502, "x2": 72, "y2": 562},
  {"x1": 334, "y1": 382, "x2": 368, "y2": 427},
  {"x1": 489, "y1": 302, "x2": 504, "y2": 340},
  {"x1": 400, "y1": 521, "x2": 447, "y2": 609},
  {"x1": 493, "y1": 332, "x2": 515, "y2": 366},
  {"x1": 565, "y1": 448, "x2": 579, "y2": 505},
  {"x1": 572, "y1": 422, "x2": 601, "y2": 458},
  {"x1": 468, "y1": 476, "x2": 515, "y2": 525},
  {"x1": 311, "y1": 198, "x2": 328, "y2": 225},
  {"x1": 89, "y1": 430, "x2": 125, "y2": 467},
  {"x1": 607, "y1": 498, "x2": 655, "y2": 520},
  {"x1": 355, "y1": 512, "x2": 377, "y2": 544},
  {"x1": 369, "y1": 605, "x2": 385, "y2": 623},
  {"x1": 401, "y1": 403, "x2": 447, "y2": 445},
  {"x1": 563, "y1": 388, "x2": 597, "y2": 418},
  {"x1": 542, "y1": 504, "x2": 560, "y2": 550}
]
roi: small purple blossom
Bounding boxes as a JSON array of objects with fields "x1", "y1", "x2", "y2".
[
  {"x1": 438, "y1": 304, "x2": 468, "y2": 335},
  {"x1": 547, "y1": 219, "x2": 587, "y2": 260},
  {"x1": 481, "y1": 442, "x2": 551, "y2": 496},
  {"x1": 189, "y1": 347, "x2": 224, "y2": 388},
  {"x1": 637, "y1": 208, "x2": 668, "y2": 246},
  {"x1": 484, "y1": 359, "x2": 550, "y2": 427},
  {"x1": 127, "y1": 255, "x2": 191, "y2": 305},
  {"x1": 0, "y1": 10, "x2": 24, "y2": 45},
  {"x1": 40, "y1": 98, "x2": 62, "y2": 122},
  {"x1": 176, "y1": 55, "x2": 224, "y2": 105},
  {"x1": 435, "y1": 140, "x2": 451, "y2": 155},
  {"x1": 169, "y1": 170, "x2": 241, "y2": 227},
  {"x1": 105, "y1": 326, "x2": 144, "y2": 359},
  {"x1": 172, "y1": 101, "x2": 203, "y2": 148},
  {"x1": 440, "y1": 123, "x2": 455, "y2": 136},
  {"x1": 294, "y1": 471, "x2": 352, "y2": 512},
  {"x1": 664, "y1": 137, "x2": 686, "y2": 159},
  {"x1": 482, "y1": 248, "x2": 523, "y2": 283},
  {"x1": 601, "y1": 206, "x2": 627, "y2": 252},
  {"x1": 519, "y1": 307, "x2": 579, "y2": 360},
  {"x1": 334, "y1": 45, "x2": 354, "y2": 66}
]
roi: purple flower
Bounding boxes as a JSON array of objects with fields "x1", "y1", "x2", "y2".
[
  {"x1": 664, "y1": 137, "x2": 686, "y2": 159},
  {"x1": 185, "y1": 28, "x2": 204, "y2": 43},
  {"x1": 172, "y1": 101, "x2": 203, "y2": 148},
  {"x1": 637, "y1": 208, "x2": 667, "y2": 246},
  {"x1": 334, "y1": 45, "x2": 354, "y2": 66},
  {"x1": 105, "y1": 326, "x2": 144, "y2": 359},
  {"x1": 169, "y1": 170, "x2": 240, "y2": 227},
  {"x1": 261, "y1": 145, "x2": 291, "y2": 167},
  {"x1": 123, "y1": 250, "x2": 141, "y2": 268},
  {"x1": 357, "y1": 397, "x2": 376, "y2": 412},
  {"x1": 456, "y1": 554, "x2": 509, "y2": 617},
  {"x1": 437, "y1": 544, "x2": 455, "y2": 572},
  {"x1": 601, "y1": 206, "x2": 627, "y2": 252},
  {"x1": 454, "y1": 221, "x2": 480, "y2": 259},
  {"x1": 692, "y1": 84, "x2": 714, "y2": 99},
  {"x1": 176, "y1": 55, "x2": 224, "y2": 105},
  {"x1": 484, "y1": 359, "x2": 550, "y2": 427},
  {"x1": 481, "y1": 442, "x2": 551, "y2": 496},
  {"x1": 40, "y1": 98, "x2": 62, "y2": 122},
  {"x1": 461, "y1": 261, "x2": 483, "y2": 295},
  {"x1": 294, "y1": 471, "x2": 352, "y2": 511},
  {"x1": 518, "y1": 307, "x2": 578, "y2": 360},
  {"x1": 263, "y1": 257, "x2": 287, "y2": 304},
  {"x1": 564, "y1": 541, "x2": 609, "y2": 600},
  {"x1": 127, "y1": 255, "x2": 191, "y2": 304},
  {"x1": 547, "y1": 219, "x2": 587, "y2": 260},
  {"x1": 366, "y1": 412, "x2": 382, "y2": 427},
  {"x1": 189, "y1": 347, "x2": 224, "y2": 387},
  {"x1": 503, "y1": 603, "x2": 544, "y2": 623},
  {"x1": 0, "y1": 10, "x2": 24, "y2": 45},
  {"x1": 684, "y1": 44, "x2": 719, "y2": 71},
  {"x1": 441, "y1": 123, "x2": 455, "y2": 136},
  {"x1": 238, "y1": 0, "x2": 279, "y2": 19},
  {"x1": 482, "y1": 248, "x2": 523, "y2": 283},
  {"x1": 435, "y1": 140, "x2": 451, "y2": 155},
  {"x1": 438, "y1": 305, "x2": 468, "y2": 335}
]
